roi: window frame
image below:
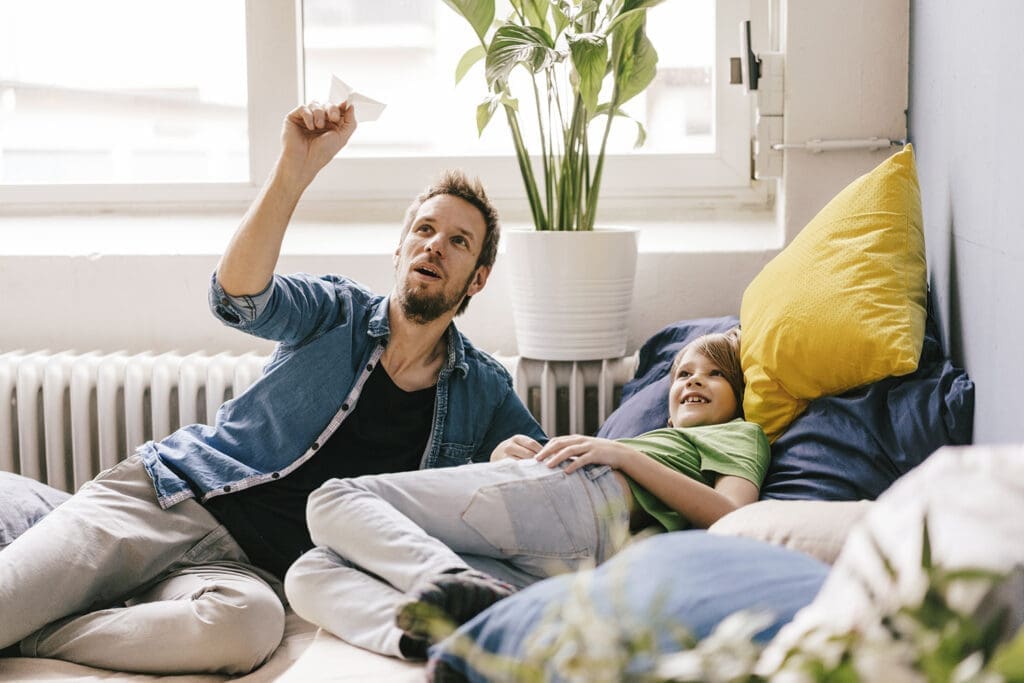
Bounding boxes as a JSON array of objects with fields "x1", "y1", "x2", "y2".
[{"x1": 0, "y1": 0, "x2": 762, "y2": 215}]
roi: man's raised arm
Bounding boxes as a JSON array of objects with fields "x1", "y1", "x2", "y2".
[{"x1": 216, "y1": 102, "x2": 358, "y2": 297}]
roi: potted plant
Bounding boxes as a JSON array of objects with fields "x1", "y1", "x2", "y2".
[{"x1": 444, "y1": 0, "x2": 663, "y2": 360}]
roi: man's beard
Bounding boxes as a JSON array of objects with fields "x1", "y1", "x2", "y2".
[{"x1": 398, "y1": 271, "x2": 474, "y2": 324}]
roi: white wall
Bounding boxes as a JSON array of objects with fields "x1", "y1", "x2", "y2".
[
  {"x1": 778, "y1": 0, "x2": 910, "y2": 239},
  {"x1": 909, "y1": 1, "x2": 1024, "y2": 443},
  {"x1": 0, "y1": 0, "x2": 911, "y2": 360},
  {"x1": 0, "y1": 215, "x2": 777, "y2": 356}
]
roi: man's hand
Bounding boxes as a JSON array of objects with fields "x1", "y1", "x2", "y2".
[
  {"x1": 534, "y1": 436, "x2": 640, "y2": 474},
  {"x1": 490, "y1": 435, "x2": 543, "y2": 462},
  {"x1": 215, "y1": 101, "x2": 358, "y2": 297},
  {"x1": 278, "y1": 101, "x2": 358, "y2": 186}
]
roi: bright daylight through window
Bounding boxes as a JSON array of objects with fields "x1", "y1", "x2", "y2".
[
  {"x1": 0, "y1": 0, "x2": 732, "y2": 192},
  {"x1": 302, "y1": 0, "x2": 715, "y2": 158},
  {"x1": 0, "y1": 0, "x2": 248, "y2": 185}
]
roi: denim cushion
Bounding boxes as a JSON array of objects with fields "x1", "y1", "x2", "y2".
[
  {"x1": 595, "y1": 312, "x2": 973, "y2": 501},
  {"x1": 429, "y1": 532, "x2": 828, "y2": 682},
  {"x1": 0, "y1": 472, "x2": 70, "y2": 549}
]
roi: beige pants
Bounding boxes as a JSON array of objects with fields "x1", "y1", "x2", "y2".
[{"x1": 0, "y1": 456, "x2": 285, "y2": 675}]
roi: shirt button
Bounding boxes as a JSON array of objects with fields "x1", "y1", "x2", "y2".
[
  {"x1": 311, "y1": 442, "x2": 320, "y2": 451},
  {"x1": 341, "y1": 403, "x2": 349, "y2": 411},
  {"x1": 271, "y1": 472, "x2": 280, "y2": 479},
  {"x1": 223, "y1": 485, "x2": 232, "y2": 493},
  {"x1": 366, "y1": 363, "x2": 374, "y2": 371},
  {"x1": 220, "y1": 297, "x2": 229, "y2": 305}
]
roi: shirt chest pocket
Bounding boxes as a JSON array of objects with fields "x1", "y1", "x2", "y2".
[{"x1": 436, "y1": 441, "x2": 476, "y2": 466}]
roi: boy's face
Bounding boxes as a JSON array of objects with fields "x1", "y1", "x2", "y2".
[{"x1": 667, "y1": 347, "x2": 739, "y2": 428}]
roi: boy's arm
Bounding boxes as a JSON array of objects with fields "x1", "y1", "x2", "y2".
[
  {"x1": 619, "y1": 456, "x2": 757, "y2": 528},
  {"x1": 534, "y1": 436, "x2": 758, "y2": 528}
]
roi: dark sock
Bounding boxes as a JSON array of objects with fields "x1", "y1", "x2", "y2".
[
  {"x1": 398, "y1": 633, "x2": 429, "y2": 661},
  {"x1": 427, "y1": 656, "x2": 471, "y2": 683},
  {"x1": 397, "y1": 569, "x2": 514, "y2": 643}
]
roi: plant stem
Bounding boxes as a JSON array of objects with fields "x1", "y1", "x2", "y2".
[
  {"x1": 586, "y1": 86, "x2": 618, "y2": 231},
  {"x1": 531, "y1": 75, "x2": 553, "y2": 230},
  {"x1": 505, "y1": 105, "x2": 547, "y2": 231}
]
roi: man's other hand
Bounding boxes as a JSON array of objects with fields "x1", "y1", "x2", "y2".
[{"x1": 490, "y1": 435, "x2": 543, "y2": 462}]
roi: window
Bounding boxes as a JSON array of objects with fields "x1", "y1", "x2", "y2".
[
  {"x1": 300, "y1": 0, "x2": 716, "y2": 157},
  {"x1": 0, "y1": 0, "x2": 248, "y2": 185},
  {"x1": 1, "y1": 0, "x2": 754, "y2": 210}
]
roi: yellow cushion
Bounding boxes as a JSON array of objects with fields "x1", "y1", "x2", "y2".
[{"x1": 740, "y1": 145, "x2": 926, "y2": 442}]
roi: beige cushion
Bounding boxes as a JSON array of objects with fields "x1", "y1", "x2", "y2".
[{"x1": 708, "y1": 499, "x2": 873, "y2": 565}]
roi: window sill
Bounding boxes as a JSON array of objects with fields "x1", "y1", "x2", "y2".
[{"x1": 0, "y1": 209, "x2": 781, "y2": 257}]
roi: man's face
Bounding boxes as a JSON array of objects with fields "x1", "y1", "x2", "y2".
[{"x1": 393, "y1": 194, "x2": 490, "y2": 323}]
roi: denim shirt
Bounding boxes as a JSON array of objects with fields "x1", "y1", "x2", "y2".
[{"x1": 138, "y1": 272, "x2": 546, "y2": 509}]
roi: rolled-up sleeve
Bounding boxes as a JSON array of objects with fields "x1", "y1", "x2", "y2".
[{"x1": 209, "y1": 273, "x2": 275, "y2": 326}]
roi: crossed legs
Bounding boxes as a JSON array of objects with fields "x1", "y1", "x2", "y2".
[
  {"x1": 0, "y1": 456, "x2": 285, "y2": 674},
  {"x1": 285, "y1": 458, "x2": 630, "y2": 657}
]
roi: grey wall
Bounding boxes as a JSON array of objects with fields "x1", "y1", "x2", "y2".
[{"x1": 909, "y1": 1, "x2": 1024, "y2": 443}]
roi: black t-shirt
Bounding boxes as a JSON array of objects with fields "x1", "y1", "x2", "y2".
[{"x1": 204, "y1": 364, "x2": 436, "y2": 580}]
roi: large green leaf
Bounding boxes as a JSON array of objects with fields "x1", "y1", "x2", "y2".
[
  {"x1": 594, "y1": 103, "x2": 647, "y2": 147},
  {"x1": 621, "y1": 0, "x2": 667, "y2": 14},
  {"x1": 606, "y1": 1, "x2": 665, "y2": 34},
  {"x1": 477, "y1": 92, "x2": 520, "y2": 134},
  {"x1": 522, "y1": 0, "x2": 548, "y2": 28},
  {"x1": 485, "y1": 25, "x2": 557, "y2": 88},
  {"x1": 610, "y1": 11, "x2": 658, "y2": 106},
  {"x1": 442, "y1": 0, "x2": 495, "y2": 44},
  {"x1": 992, "y1": 627, "x2": 1024, "y2": 679},
  {"x1": 567, "y1": 33, "x2": 607, "y2": 114},
  {"x1": 455, "y1": 45, "x2": 487, "y2": 84},
  {"x1": 476, "y1": 97, "x2": 499, "y2": 135},
  {"x1": 573, "y1": 1, "x2": 600, "y2": 30},
  {"x1": 551, "y1": 3, "x2": 570, "y2": 37}
]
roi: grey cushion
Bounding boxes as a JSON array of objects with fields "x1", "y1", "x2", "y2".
[{"x1": 0, "y1": 472, "x2": 71, "y2": 549}]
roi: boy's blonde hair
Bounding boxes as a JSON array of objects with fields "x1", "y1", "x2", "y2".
[{"x1": 669, "y1": 327, "x2": 744, "y2": 415}]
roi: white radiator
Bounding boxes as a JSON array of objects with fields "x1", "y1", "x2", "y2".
[{"x1": 0, "y1": 350, "x2": 637, "y2": 493}]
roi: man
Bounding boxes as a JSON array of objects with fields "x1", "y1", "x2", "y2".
[{"x1": 0, "y1": 101, "x2": 545, "y2": 675}]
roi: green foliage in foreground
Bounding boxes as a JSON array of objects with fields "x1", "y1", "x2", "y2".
[{"x1": 435, "y1": 521, "x2": 1024, "y2": 682}]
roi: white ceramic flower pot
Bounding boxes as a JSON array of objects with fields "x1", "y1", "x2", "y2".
[{"x1": 504, "y1": 228, "x2": 638, "y2": 361}]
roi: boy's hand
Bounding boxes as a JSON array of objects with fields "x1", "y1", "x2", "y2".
[{"x1": 534, "y1": 436, "x2": 639, "y2": 474}]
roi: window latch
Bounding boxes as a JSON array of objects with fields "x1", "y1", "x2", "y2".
[{"x1": 732, "y1": 19, "x2": 784, "y2": 179}]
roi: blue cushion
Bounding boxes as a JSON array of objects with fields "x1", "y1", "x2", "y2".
[
  {"x1": 429, "y1": 532, "x2": 828, "y2": 682},
  {"x1": 0, "y1": 472, "x2": 71, "y2": 550},
  {"x1": 595, "y1": 310, "x2": 973, "y2": 501},
  {"x1": 596, "y1": 316, "x2": 739, "y2": 439}
]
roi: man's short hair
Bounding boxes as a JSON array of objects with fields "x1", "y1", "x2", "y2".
[{"x1": 400, "y1": 170, "x2": 501, "y2": 316}]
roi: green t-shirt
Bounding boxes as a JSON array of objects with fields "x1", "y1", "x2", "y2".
[{"x1": 617, "y1": 419, "x2": 769, "y2": 532}]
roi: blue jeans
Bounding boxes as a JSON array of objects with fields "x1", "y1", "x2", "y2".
[{"x1": 284, "y1": 458, "x2": 631, "y2": 657}]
